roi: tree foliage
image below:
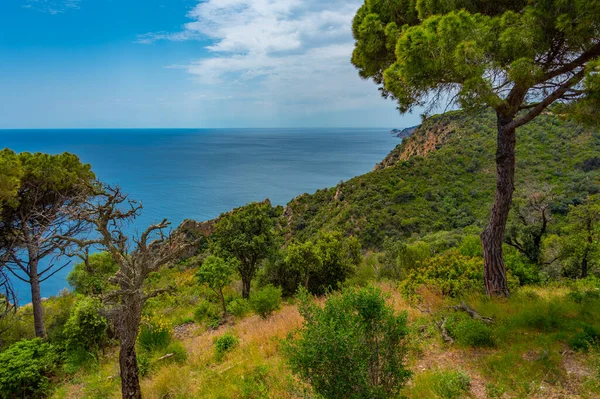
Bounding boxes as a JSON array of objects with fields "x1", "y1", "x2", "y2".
[
  {"x1": 211, "y1": 202, "x2": 278, "y2": 299},
  {"x1": 196, "y1": 255, "x2": 237, "y2": 315},
  {"x1": 67, "y1": 252, "x2": 119, "y2": 296},
  {"x1": 0, "y1": 151, "x2": 96, "y2": 337},
  {"x1": 261, "y1": 232, "x2": 362, "y2": 296},
  {"x1": 559, "y1": 198, "x2": 600, "y2": 278},
  {"x1": 353, "y1": 0, "x2": 600, "y2": 117}
]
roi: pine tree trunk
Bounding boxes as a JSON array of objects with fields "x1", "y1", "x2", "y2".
[
  {"x1": 118, "y1": 294, "x2": 143, "y2": 399},
  {"x1": 30, "y1": 260, "x2": 46, "y2": 338},
  {"x1": 481, "y1": 113, "x2": 515, "y2": 297}
]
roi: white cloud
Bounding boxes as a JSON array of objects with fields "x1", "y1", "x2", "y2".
[
  {"x1": 137, "y1": 0, "x2": 403, "y2": 120},
  {"x1": 22, "y1": 0, "x2": 81, "y2": 14}
]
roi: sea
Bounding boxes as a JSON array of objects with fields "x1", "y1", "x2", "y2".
[{"x1": 0, "y1": 128, "x2": 399, "y2": 303}]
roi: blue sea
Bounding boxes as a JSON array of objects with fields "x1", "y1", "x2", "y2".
[{"x1": 0, "y1": 128, "x2": 398, "y2": 303}]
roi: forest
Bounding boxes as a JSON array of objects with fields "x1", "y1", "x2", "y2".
[{"x1": 2, "y1": 0, "x2": 600, "y2": 398}]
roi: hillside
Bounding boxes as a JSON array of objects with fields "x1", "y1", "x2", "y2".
[{"x1": 284, "y1": 110, "x2": 600, "y2": 248}]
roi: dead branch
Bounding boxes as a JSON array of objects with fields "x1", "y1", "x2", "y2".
[
  {"x1": 449, "y1": 302, "x2": 494, "y2": 324},
  {"x1": 435, "y1": 317, "x2": 454, "y2": 344}
]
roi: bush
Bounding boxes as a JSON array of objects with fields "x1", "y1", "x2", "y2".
[
  {"x1": 285, "y1": 286, "x2": 411, "y2": 399},
  {"x1": 63, "y1": 347, "x2": 99, "y2": 375},
  {"x1": 138, "y1": 316, "x2": 171, "y2": 351},
  {"x1": 238, "y1": 365, "x2": 270, "y2": 399},
  {"x1": 214, "y1": 333, "x2": 239, "y2": 359},
  {"x1": 401, "y1": 250, "x2": 518, "y2": 299},
  {"x1": 0, "y1": 338, "x2": 58, "y2": 398},
  {"x1": 63, "y1": 296, "x2": 108, "y2": 354},
  {"x1": 193, "y1": 300, "x2": 221, "y2": 327},
  {"x1": 511, "y1": 298, "x2": 566, "y2": 332},
  {"x1": 569, "y1": 324, "x2": 600, "y2": 352},
  {"x1": 164, "y1": 341, "x2": 188, "y2": 364},
  {"x1": 432, "y1": 369, "x2": 471, "y2": 399},
  {"x1": 401, "y1": 251, "x2": 484, "y2": 299},
  {"x1": 250, "y1": 285, "x2": 282, "y2": 319},
  {"x1": 380, "y1": 238, "x2": 431, "y2": 280},
  {"x1": 446, "y1": 314, "x2": 495, "y2": 347},
  {"x1": 137, "y1": 352, "x2": 152, "y2": 377},
  {"x1": 227, "y1": 298, "x2": 251, "y2": 319}
]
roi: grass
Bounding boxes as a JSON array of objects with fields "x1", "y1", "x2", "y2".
[{"x1": 49, "y1": 282, "x2": 600, "y2": 399}]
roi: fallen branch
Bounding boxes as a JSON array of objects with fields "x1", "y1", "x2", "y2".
[
  {"x1": 450, "y1": 302, "x2": 494, "y2": 324},
  {"x1": 435, "y1": 317, "x2": 454, "y2": 344},
  {"x1": 156, "y1": 353, "x2": 174, "y2": 361}
]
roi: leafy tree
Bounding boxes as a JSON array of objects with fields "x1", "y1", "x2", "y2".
[
  {"x1": 380, "y1": 238, "x2": 431, "y2": 280},
  {"x1": 249, "y1": 285, "x2": 282, "y2": 319},
  {"x1": 196, "y1": 255, "x2": 236, "y2": 316},
  {"x1": 67, "y1": 252, "x2": 119, "y2": 296},
  {"x1": 0, "y1": 338, "x2": 58, "y2": 398},
  {"x1": 285, "y1": 286, "x2": 411, "y2": 399},
  {"x1": 0, "y1": 152, "x2": 95, "y2": 337},
  {"x1": 505, "y1": 189, "x2": 553, "y2": 264},
  {"x1": 284, "y1": 240, "x2": 322, "y2": 290},
  {"x1": 352, "y1": 0, "x2": 600, "y2": 296},
  {"x1": 560, "y1": 199, "x2": 600, "y2": 278},
  {"x1": 211, "y1": 202, "x2": 278, "y2": 299},
  {"x1": 310, "y1": 232, "x2": 362, "y2": 295}
]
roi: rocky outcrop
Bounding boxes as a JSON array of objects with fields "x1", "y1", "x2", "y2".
[
  {"x1": 390, "y1": 126, "x2": 418, "y2": 139},
  {"x1": 375, "y1": 118, "x2": 458, "y2": 170}
]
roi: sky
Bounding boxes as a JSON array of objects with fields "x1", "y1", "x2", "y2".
[{"x1": 0, "y1": 0, "x2": 421, "y2": 128}]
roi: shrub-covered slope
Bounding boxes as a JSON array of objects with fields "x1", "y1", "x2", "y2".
[{"x1": 285, "y1": 110, "x2": 600, "y2": 248}]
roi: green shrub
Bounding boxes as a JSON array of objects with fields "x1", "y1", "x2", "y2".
[
  {"x1": 137, "y1": 352, "x2": 152, "y2": 377},
  {"x1": 401, "y1": 251, "x2": 484, "y2": 298},
  {"x1": 214, "y1": 333, "x2": 239, "y2": 359},
  {"x1": 0, "y1": 338, "x2": 58, "y2": 398},
  {"x1": 432, "y1": 369, "x2": 471, "y2": 399},
  {"x1": 239, "y1": 365, "x2": 270, "y2": 399},
  {"x1": 447, "y1": 314, "x2": 495, "y2": 347},
  {"x1": 511, "y1": 299, "x2": 566, "y2": 332},
  {"x1": 567, "y1": 289, "x2": 600, "y2": 303},
  {"x1": 569, "y1": 324, "x2": 600, "y2": 351},
  {"x1": 285, "y1": 286, "x2": 411, "y2": 399},
  {"x1": 250, "y1": 285, "x2": 282, "y2": 319},
  {"x1": 380, "y1": 238, "x2": 431, "y2": 280},
  {"x1": 193, "y1": 300, "x2": 221, "y2": 326},
  {"x1": 227, "y1": 298, "x2": 251, "y2": 319},
  {"x1": 67, "y1": 252, "x2": 118, "y2": 295},
  {"x1": 138, "y1": 316, "x2": 171, "y2": 351},
  {"x1": 63, "y1": 347, "x2": 99, "y2": 375},
  {"x1": 164, "y1": 341, "x2": 188, "y2": 364},
  {"x1": 401, "y1": 250, "x2": 518, "y2": 299},
  {"x1": 63, "y1": 296, "x2": 108, "y2": 355}
]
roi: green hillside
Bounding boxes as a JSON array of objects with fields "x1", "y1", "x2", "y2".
[{"x1": 286, "y1": 110, "x2": 600, "y2": 248}]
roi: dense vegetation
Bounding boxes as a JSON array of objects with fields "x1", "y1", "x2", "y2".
[
  {"x1": 0, "y1": 108, "x2": 598, "y2": 398},
  {"x1": 287, "y1": 110, "x2": 600, "y2": 253}
]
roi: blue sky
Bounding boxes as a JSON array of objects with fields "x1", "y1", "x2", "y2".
[{"x1": 0, "y1": 0, "x2": 421, "y2": 128}]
